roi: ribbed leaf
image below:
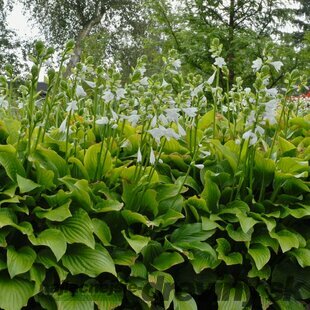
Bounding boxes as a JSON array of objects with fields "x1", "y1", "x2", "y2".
[
  {"x1": 17, "y1": 174, "x2": 41, "y2": 193},
  {"x1": 92, "y1": 218, "x2": 112, "y2": 246},
  {"x1": 216, "y1": 238, "x2": 242, "y2": 265},
  {"x1": 34, "y1": 200, "x2": 72, "y2": 222},
  {"x1": 61, "y1": 244, "x2": 116, "y2": 277},
  {"x1": 92, "y1": 288, "x2": 123, "y2": 310},
  {"x1": 53, "y1": 291, "x2": 93, "y2": 310},
  {"x1": 7, "y1": 246, "x2": 36, "y2": 278},
  {"x1": 173, "y1": 293, "x2": 198, "y2": 310},
  {"x1": 122, "y1": 230, "x2": 151, "y2": 254},
  {"x1": 290, "y1": 248, "x2": 310, "y2": 267},
  {"x1": 0, "y1": 145, "x2": 26, "y2": 182},
  {"x1": 0, "y1": 274, "x2": 34, "y2": 310},
  {"x1": 248, "y1": 244, "x2": 271, "y2": 270},
  {"x1": 152, "y1": 252, "x2": 184, "y2": 271},
  {"x1": 189, "y1": 249, "x2": 220, "y2": 273},
  {"x1": 29, "y1": 229, "x2": 67, "y2": 261},
  {"x1": 201, "y1": 172, "x2": 221, "y2": 212},
  {"x1": 269, "y1": 230, "x2": 299, "y2": 253},
  {"x1": 55, "y1": 209, "x2": 95, "y2": 249}
]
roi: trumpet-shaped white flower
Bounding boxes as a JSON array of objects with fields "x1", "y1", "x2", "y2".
[
  {"x1": 243, "y1": 130, "x2": 257, "y2": 146},
  {"x1": 159, "y1": 114, "x2": 168, "y2": 125},
  {"x1": 266, "y1": 88, "x2": 278, "y2": 97},
  {"x1": 191, "y1": 83, "x2": 204, "y2": 97},
  {"x1": 252, "y1": 58, "x2": 263, "y2": 72},
  {"x1": 0, "y1": 97, "x2": 8, "y2": 110},
  {"x1": 127, "y1": 112, "x2": 140, "y2": 127},
  {"x1": 84, "y1": 80, "x2": 95, "y2": 88},
  {"x1": 194, "y1": 164, "x2": 204, "y2": 170},
  {"x1": 165, "y1": 108, "x2": 180, "y2": 123},
  {"x1": 96, "y1": 117, "x2": 109, "y2": 126},
  {"x1": 140, "y1": 77, "x2": 148, "y2": 86},
  {"x1": 172, "y1": 59, "x2": 181, "y2": 69},
  {"x1": 207, "y1": 71, "x2": 216, "y2": 85},
  {"x1": 165, "y1": 127, "x2": 180, "y2": 141},
  {"x1": 59, "y1": 117, "x2": 67, "y2": 133},
  {"x1": 214, "y1": 57, "x2": 226, "y2": 68},
  {"x1": 150, "y1": 148, "x2": 155, "y2": 165},
  {"x1": 270, "y1": 61, "x2": 283, "y2": 72},
  {"x1": 148, "y1": 127, "x2": 166, "y2": 144},
  {"x1": 76, "y1": 85, "x2": 86, "y2": 97},
  {"x1": 66, "y1": 100, "x2": 78, "y2": 112},
  {"x1": 177, "y1": 122, "x2": 186, "y2": 136},
  {"x1": 103, "y1": 90, "x2": 114, "y2": 103},
  {"x1": 183, "y1": 107, "x2": 198, "y2": 118},
  {"x1": 116, "y1": 87, "x2": 126, "y2": 100},
  {"x1": 137, "y1": 147, "x2": 142, "y2": 163}
]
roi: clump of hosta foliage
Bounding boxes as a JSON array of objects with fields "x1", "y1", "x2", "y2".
[{"x1": 0, "y1": 39, "x2": 309, "y2": 310}]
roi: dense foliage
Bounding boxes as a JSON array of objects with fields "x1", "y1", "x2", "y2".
[{"x1": 0, "y1": 40, "x2": 309, "y2": 309}]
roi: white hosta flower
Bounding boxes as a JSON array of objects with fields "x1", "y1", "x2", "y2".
[
  {"x1": 245, "y1": 110, "x2": 256, "y2": 127},
  {"x1": 252, "y1": 58, "x2": 263, "y2": 72},
  {"x1": 191, "y1": 83, "x2": 204, "y2": 97},
  {"x1": 103, "y1": 90, "x2": 114, "y2": 103},
  {"x1": 96, "y1": 117, "x2": 109, "y2": 126},
  {"x1": 162, "y1": 79, "x2": 169, "y2": 87},
  {"x1": 150, "y1": 148, "x2": 155, "y2": 165},
  {"x1": 66, "y1": 100, "x2": 78, "y2": 112},
  {"x1": 177, "y1": 122, "x2": 186, "y2": 136},
  {"x1": 84, "y1": 80, "x2": 95, "y2": 88},
  {"x1": 76, "y1": 85, "x2": 86, "y2": 97},
  {"x1": 148, "y1": 127, "x2": 166, "y2": 144},
  {"x1": 242, "y1": 130, "x2": 258, "y2": 146},
  {"x1": 183, "y1": 107, "x2": 198, "y2": 118},
  {"x1": 165, "y1": 108, "x2": 180, "y2": 123},
  {"x1": 255, "y1": 125, "x2": 265, "y2": 135},
  {"x1": 116, "y1": 87, "x2": 126, "y2": 100},
  {"x1": 194, "y1": 164, "x2": 204, "y2": 170},
  {"x1": 151, "y1": 115, "x2": 157, "y2": 128},
  {"x1": 244, "y1": 88, "x2": 251, "y2": 94},
  {"x1": 214, "y1": 57, "x2": 226, "y2": 68},
  {"x1": 111, "y1": 109, "x2": 118, "y2": 121},
  {"x1": 0, "y1": 97, "x2": 8, "y2": 109},
  {"x1": 266, "y1": 88, "x2": 278, "y2": 97},
  {"x1": 165, "y1": 127, "x2": 180, "y2": 141},
  {"x1": 140, "y1": 77, "x2": 148, "y2": 86},
  {"x1": 127, "y1": 113, "x2": 140, "y2": 127},
  {"x1": 172, "y1": 59, "x2": 181, "y2": 69},
  {"x1": 59, "y1": 117, "x2": 67, "y2": 133},
  {"x1": 111, "y1": 123, "x2": 118, "y2": 129},
  {"x1": 137, "y1": 147, "x2": 142, "y2": 163},
  {"x1": 207, "y1": 71, "x2": 216, "y2": 85},
  {"x1": 139, "y1": 67, "x2": 146, "y2": 75},
  {"x1": 159, "y1": 114, "x2": 168, "y2": 126},
  {"x1": 270, "y1": 61, "x2": 283, "y2": 72}
]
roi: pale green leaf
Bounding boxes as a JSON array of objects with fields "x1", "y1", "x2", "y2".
[
  {"x1": 173, "y1": 293, "x2": 198, "y2": 310},
  {"x1": 122, "y1": 230, "x2": 151, "y2": 254},
  {"x1": 289, "y1": 248, "x2": 310, "y2": 267},
  {"x1": 248, "y1": 244, "x2": 271, "y2": 270},
  {"x1": 34, "y1": 200, "x2": 72, "y2": 222},
  {"x1": 17, "y1": 174, "x2": 41, "y2": 193},
  {"x1": 152, "y1": 252, "x2": 184, "y2": 271}
]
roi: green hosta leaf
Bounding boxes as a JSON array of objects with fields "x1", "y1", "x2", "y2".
[
  {"x1": 33, "y1": 200, "x2": 72, "y2": 222},
  {"x1": 171, "y1": 223, "x2": 214, "y2": 244},
  {"x1": 0, "y1": 145, "x2": 26, "y2": 182},
  {"x1": 29, "y1": 264, "x2": 46, "y2": 295},
  {"x1": 7, "y1": 246, "x2": 36, "y2": 278},
  {"x1": 269, "y1": 230, "x2": 299, "y2": 253},
  {"x1": 29, "y1": 229, "x2": 67, "y2": 261},
  {"x1": 84, "y1": 143, "x2": 112, "y2": 180},
  {"x1": 278, "y1": 137, "x2": 297, "y2": 156},
  {"x1": 16, "y1": 174, "x2": 41, "y2": 193},
  {"x1": 215, "y1": 281, "x2": 250, "y2": 310},
  {"x1": 62, "y1": 244, "x2": 116, "y2": 277},
  {"x1": 53, "y1": 291, "x2": 93, "y2": 310},
  {"x1": 93, "y1": 199, "x2": 123, "y2": 213},
  {"x1": 277, "y1": 157, "x2": 308, "y2": 175},
  {"x1": 283, "y1": 204, "x2": 310, "y2": 218},
  {"x1": 55, "y1": 209, "x2": 95, "y2": 249},
  {"x1": 36, "y1": 250, "x2": 68, "y2": 283},
  {"x1": 251, "y1": 233, "x2": 279, "y2": 253},
  {"x1": 0, "y1": 274, "x2": 34, "y2": 310},
  {"x1": 201, "y1": 216, "x2": 223, "y2": 231},
  {"x1": 149, "y1": 271, "x2": 175, "y2": 309},
  {"x1": 211, "y1": 140, "x2": 238, "y2": 172},
  {"x1": 201, "y1": 172, "x2": 221, "y2": 212},
  {"x1": 216, "y1": 238, "x2": 242, "y2": 265},
  {"x1": 248, "y1": 264, "x2": 271, "y2": 280},
  {"x1": 68, "y1": 157, "x2": 90, "y2": 180},
  {"x1": 130, "y1": 262, "x2": 148, "y2": 278},
  {"x1": 173, "y1": 293, "x2": 198, "y2": 310},
  {"x1": 289, "y1": 248, "x2": 310, "y2": 267},
  {"x1": 92, "y1": 287, "x2": 123, "y2": 310},
  {"x1": 256, "y1": 285, "x2": 273, "y2": 310},
  {"x1": 34, "y1": 294, "x2": 57, "y2": 310},
  {"x1": 226, "y1": 224, "x2": 253, "y2": 242},
  {"x1": 112, "y1": 248, "x2": 137, "y2": 266},
  {"x1": 35, "y1": 163, "x2": 55, "y2": 190},
  {"x1": 122, "y1": 230, "x2": 151, "y2": 254},
  {"x1": 126, "y1": 277, "x2": 152, "y2": 307},
  {"x1": 235, "y1": 211, "x2": 258, "y2": 234},
  {"x1": 121, "y1": 210, "x2": 156, "y2": 227},
  {"x1": 59, "y1": 177, "x2": 93, "y2": 211},
  {"x1": 92, "y1": 218, "x2": 112, "y2": 246},
  {"x1": 275, "y1": 298, "x2": 306, "y2": 310},
  {"x1": 248, "y1": 244, "x2": 271, "y2": 270},
  {"x1": 30, "y1": 147, "x2": 69, "y2": 180},
  {"x1": 153, "y1": 209, "x2": 184, "y2": 228},
  {"x1": 189, "y1": 249, "x2": 220, "y2": 273},
  {"x1": 152, "y1": 252, "x2": 184, "y2": 271}
]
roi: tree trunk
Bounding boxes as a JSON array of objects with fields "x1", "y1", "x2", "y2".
[{"x1": 65, "y1": 15, "x2": 103, "y2": 77}]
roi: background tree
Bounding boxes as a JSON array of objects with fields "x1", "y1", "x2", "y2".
[{"x1": 21, "y1": 0, "x2": 142, "y2": 75}]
